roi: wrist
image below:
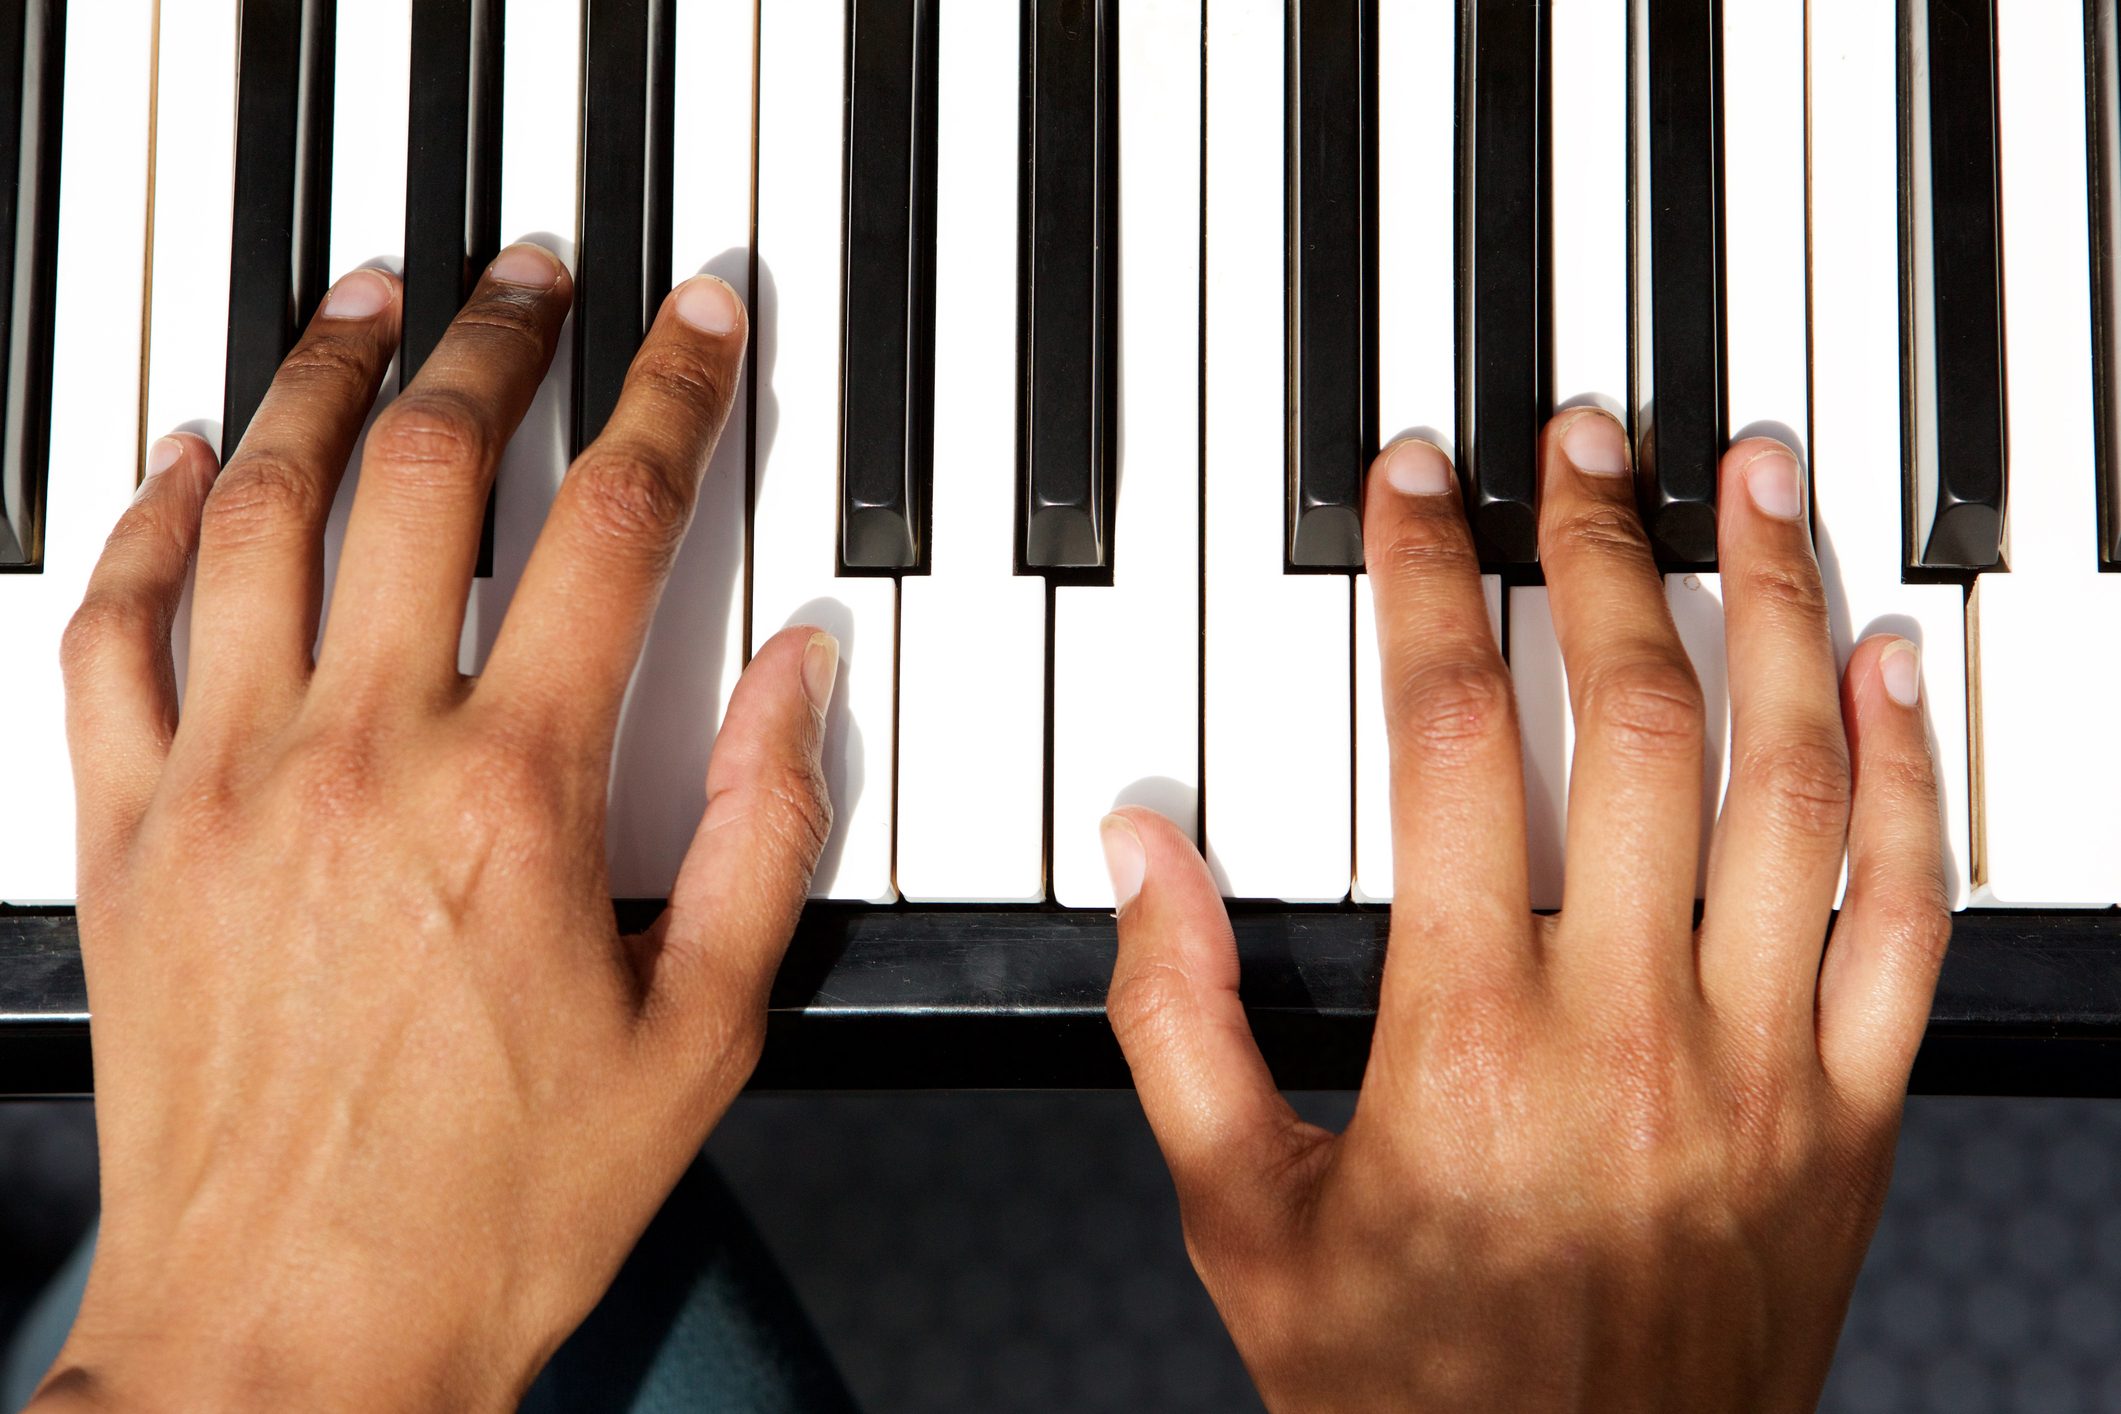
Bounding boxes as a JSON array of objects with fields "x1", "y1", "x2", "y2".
[{"x1": 29, "y1": 1274, "x2": 535, "y2": 1414}]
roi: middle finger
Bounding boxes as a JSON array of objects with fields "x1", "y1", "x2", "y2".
[{"x1": 1540, "y1": 409, "x2": 1704, "y2": 984}]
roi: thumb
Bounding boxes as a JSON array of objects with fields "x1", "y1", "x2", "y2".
[
  {"x1": 1104, "y1": 808, "x2": 1330, "y2": 1239},
  {"x1": 639, "y1": 625, "x2": 836, "y2": 1063}
]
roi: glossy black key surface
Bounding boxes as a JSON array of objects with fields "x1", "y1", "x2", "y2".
[
  {"x1": 224, "y1": 0, "x2": 336, "y2": 460},
  {"x1": 1460, "y1": 0, "x2": 1541, "y2": 567},
  {"x1": 840, "y1": 0, "x2": 938, "y2": 572},
  {"x1": 0, "y1": 0, "x2": 61, "y2": 570},
  {"x1": 1287, "y1": 0, "x2": 1370, "y2": 570},
  {"x1": 1639, "y1": 0, "x2": 1721, "y2": 567},
  {"x1": 575, "y1": 0, "x2": 673, "y2": 454},
  {"x1": 1908, "y1": 0, "x2": 2005, "y2": 570},
  {"x1": 405, "y1": 0, "x2": 504, "y2": 574},
  {"x1": 1021, "y1": 0, "x2": 1112, "y2": 573}
]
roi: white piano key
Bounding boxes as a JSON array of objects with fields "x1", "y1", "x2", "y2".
[
  {"x1": 1808, "y1": 0, "x2": 1972, "y2": 907},
  {"x1": 142, "y1": 0, "x2": 239, "y2": 458},
  {"x1": 1720, "y1": 0, "x2": 1807, "y2": 458},
  {"x1": 0, "y1": 0, "x2": 155, "y2": 903},
  {"x1": 606, "y1": 0, "x2": 756, "y2": 898},
  {"x1": 318, "y1": 0, "x2": 412, "y2": 643},
  {"x1": 1354, "y1": 575, "x2": 1501, "y2": 904},
  {"x1": 1359, "y1": 0, "x2": 1464, "y2": 904},
  {"x1": 463, "y1": 0, "x2": 583, "y2": 673},
  {"x1": 1510, "y1": 587, "x2": 1570, "y2": 911},
  {"x1": 1524, "y1": 0, "x2": 1630, "y2": 910},
  {"x1": 1050, "y1": 0, "x2": 1199, "y2": 908},
  {"x1": 1201, "y1": 0, "x2": 1349, "y2": 902},
  {"x1": 753, "y1": 0, "x2": 897, "y2": 903},
  {"x1": 896, "y1": 0, "x2": 1046, "y2": 903},
  {"x1": 1974, "y1": 0, "x2": 2121, "y2": 904},
  {"x1": 1549, "y1": 0, "x2": 1628, "y2": 416}
]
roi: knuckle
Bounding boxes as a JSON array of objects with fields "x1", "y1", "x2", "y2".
[
  {"x1": 276, "y1": 334, "x2": 376, "y2": 393},
  {"x1": 1577, "y1": 655, "x2": 1705, "y2": 762},
  {"x1": 1738, "y1": 556, "x2": 1830, "y2": 628},
  {"x1": 201, "y1": 450, "x2": 318, "y2": 547},
  {"x1": 1394, "y1": 658, "x2": 1517, "y2": 759},
  {"x1": 1549, "y1": 501, "x2": 1652, "y2": 568},
  {"x1": 567, "y1": 445, "x2": 692, "y2": 561},
  {"x1": 1373, "y1": 508, "x2": 1476, "y2": 584},
  {"x1": 1107, "y1": 958, "x2": 1193, "y2": 1056},
  {"x1": 630, "y1": 342, "x2": 734, "y2": 420},
  {"x1": 366, "y1": 389, "x2": 493, "y2": 487},
  {"x1": 756, "y1": 758, "x2": 833, "y2": 867},
  {"x1": 282, "y1": 730, "x2": 386, "y2": 819},
  {"x1": 1861, "y1": 751, "x2": 1941, "y2": 811},
  {"x1": 59, "y1": 594, "x2": 153, "y2": 681},
  {"x1": 1738, "y1": 728, "x2": 1852, "y2": 844},
  {"x1": 1867, "y1": 883, "x2": 1954, "y2": 970},
  {"x1": 454, "y1": 289, "x2": 556, "y2": 352}
]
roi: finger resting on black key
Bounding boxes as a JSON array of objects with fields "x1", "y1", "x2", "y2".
[
  {"x1": 1537, "y1": 408, "x2": 1703, "y2": 986},
  {"x1": 1364, "y1": 438, "x2": 1533, "y2": 1004},
  {"x1": 1699, "y1": 439, "x2": 1850, "y2": 1028},
  {"x1": 321, "y1": 244, "x2": 573, "y2": 688},
  {"x1": 481, "y1": 275, "x2": 748, "y2": 749}
]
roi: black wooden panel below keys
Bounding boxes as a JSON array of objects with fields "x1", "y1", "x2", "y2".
[
  {"x1": 1460, "y1": 0, "x2": 1542, "y2": 567},
  {"x1": 840, "y1": 0, "x2": 938, "y2": 573},
  {"x1": 0, "y1": 0, "x2": 61, "y2": 571},
  {"x1": 1287, "y1": 0, "x2": 1370, "y2": 571},
  {"x1": 575, "y1": 0, "x2": 673, "y2": 456},
  {"x1": 1638, "y1": 0, "x2": 1721, "y2": 568},
  {"x1": 1020, "y1": 0, "x2": 1113, "y2": 574},
  {"x1": 224, "y1": 0, "x2": 336, "y2": 461},
  {"x1": 404, "y1": 0, "x2": 504, "y2": 574},
  {"x1": 1907, "y1": 0, "x2": 2005, "y2": 571}
]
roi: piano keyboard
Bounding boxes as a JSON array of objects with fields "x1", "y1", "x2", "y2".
[{"x1": 1, "y1": 0, "x2": 2118, "y2": 917}]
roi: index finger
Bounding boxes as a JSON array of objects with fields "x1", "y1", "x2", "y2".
[
  {"x1": 479, "y1": 275, "x2": 747, "y2": 749},
  {"x1": 1365, "y1": 438, "x2": 1533, "y2": 1007}
]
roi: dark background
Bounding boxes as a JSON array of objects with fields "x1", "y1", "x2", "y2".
[{"x1": 5, "y1": 1094, "x2": 2117, "y2": 1412}]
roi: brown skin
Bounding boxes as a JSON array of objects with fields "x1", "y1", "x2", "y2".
[
  {"x1": 1104, "y1": 413, "x2": 1951, "y2": 1412},
  {"x1": 31, "y1": 249, "x2": 838, "y2": 1412},
  {"x1": 33, "y1": 246, "x2": 1941, "y2": 1407}
]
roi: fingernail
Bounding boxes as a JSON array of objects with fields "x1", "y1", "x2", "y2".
[
  {"x1": 1742, "y1": 448, "x2": 1806, "y2": 522},
  {"x1": 675, "y1": 275, "x2": 743, "y2": 336},
  {"x1": 320, "y1": 268, "x2": 393, "y2": 320},
  {"x1": 1879, "y1": 638, "x2": 1921, "y2": 708},
  {"x1": 144, "y1": 436, "x2": 183, "y2": 478},
  {"x1": 1382, "y1": 438, "x2": 1454, "y2": 496},
  {"x1": 802, "y1": 631, "x2": 840, "y2": 714},
  {"x1": 490, "y1": 243, "x2": 563, "y2": 290},
  {"x1": 1560, "y1": 410, "x2": 1630, "y2": 476},
  {"x1": 1100, "y1": 814, "x2": 1145, "y2": 912}
]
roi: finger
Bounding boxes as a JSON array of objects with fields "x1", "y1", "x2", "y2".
[
  {"x1": 1103, "y1": 806, "x2": 1328, "y2": 1240},
  {"x1": 1698, "y1": 440, "x2": 1850, "y2": 1026},
  {"x1": 637, "y1": 627, "x2": 835, "y2": 1076},
  {"x1": 320, "y1": 245, "x2": 573, "y2": 691},
  {"x1": 186, "y1": 269, "x2": 401, "y2": 719},
  {"x1": 1539, "y1": 408, "x2": 1703, "y2": 984},
  {"x1": 60, "y1": 435, "x2": 219, "y2": 866},
  {"x1": 1364, "y1": 438, "x2": 1532, "y2": 1005},
  {"x1": 480, "y1": 275, "x2": 746, "y2": 750},
  {"x1": 1818, "y1": 636, "x2": 1951, "y2": 1106}
]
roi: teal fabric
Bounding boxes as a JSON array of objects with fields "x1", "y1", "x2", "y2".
[{"x1": 5, "y1": 1160, "x2": 858, "y2": 1413}]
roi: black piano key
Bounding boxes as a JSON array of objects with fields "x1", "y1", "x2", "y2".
[
  {"x1": 1460, "y1": 0, "x2": 1542, "y2": 567},
  {"x1": 840, "y1": 0, "x2": 938, "y2": 573},
  {"x1": 1639, "y1": 0, "x2": 1721, "y2": 567},
  {"x1": 224, "y1": 0, "x2": 336, "y2": 461},
  {"x1": 0, "y1": 0, "x2": 61, "y2": 570},
  {"x1": 404, "y1": 0, "x2": 504, "y2": 574},
  {"x1": 1020, "y1": 0, "x2": 1112, "y2": 573},
  {"x1": 1909, "y1": 0, "x2": 2005, "y2": 570},
  {"x1": 574, "y1": 0, "x2": 673, "y2": 455},
  {"x1": 1287, "y1": 0, "x2": 1370, "y2": 571}
]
